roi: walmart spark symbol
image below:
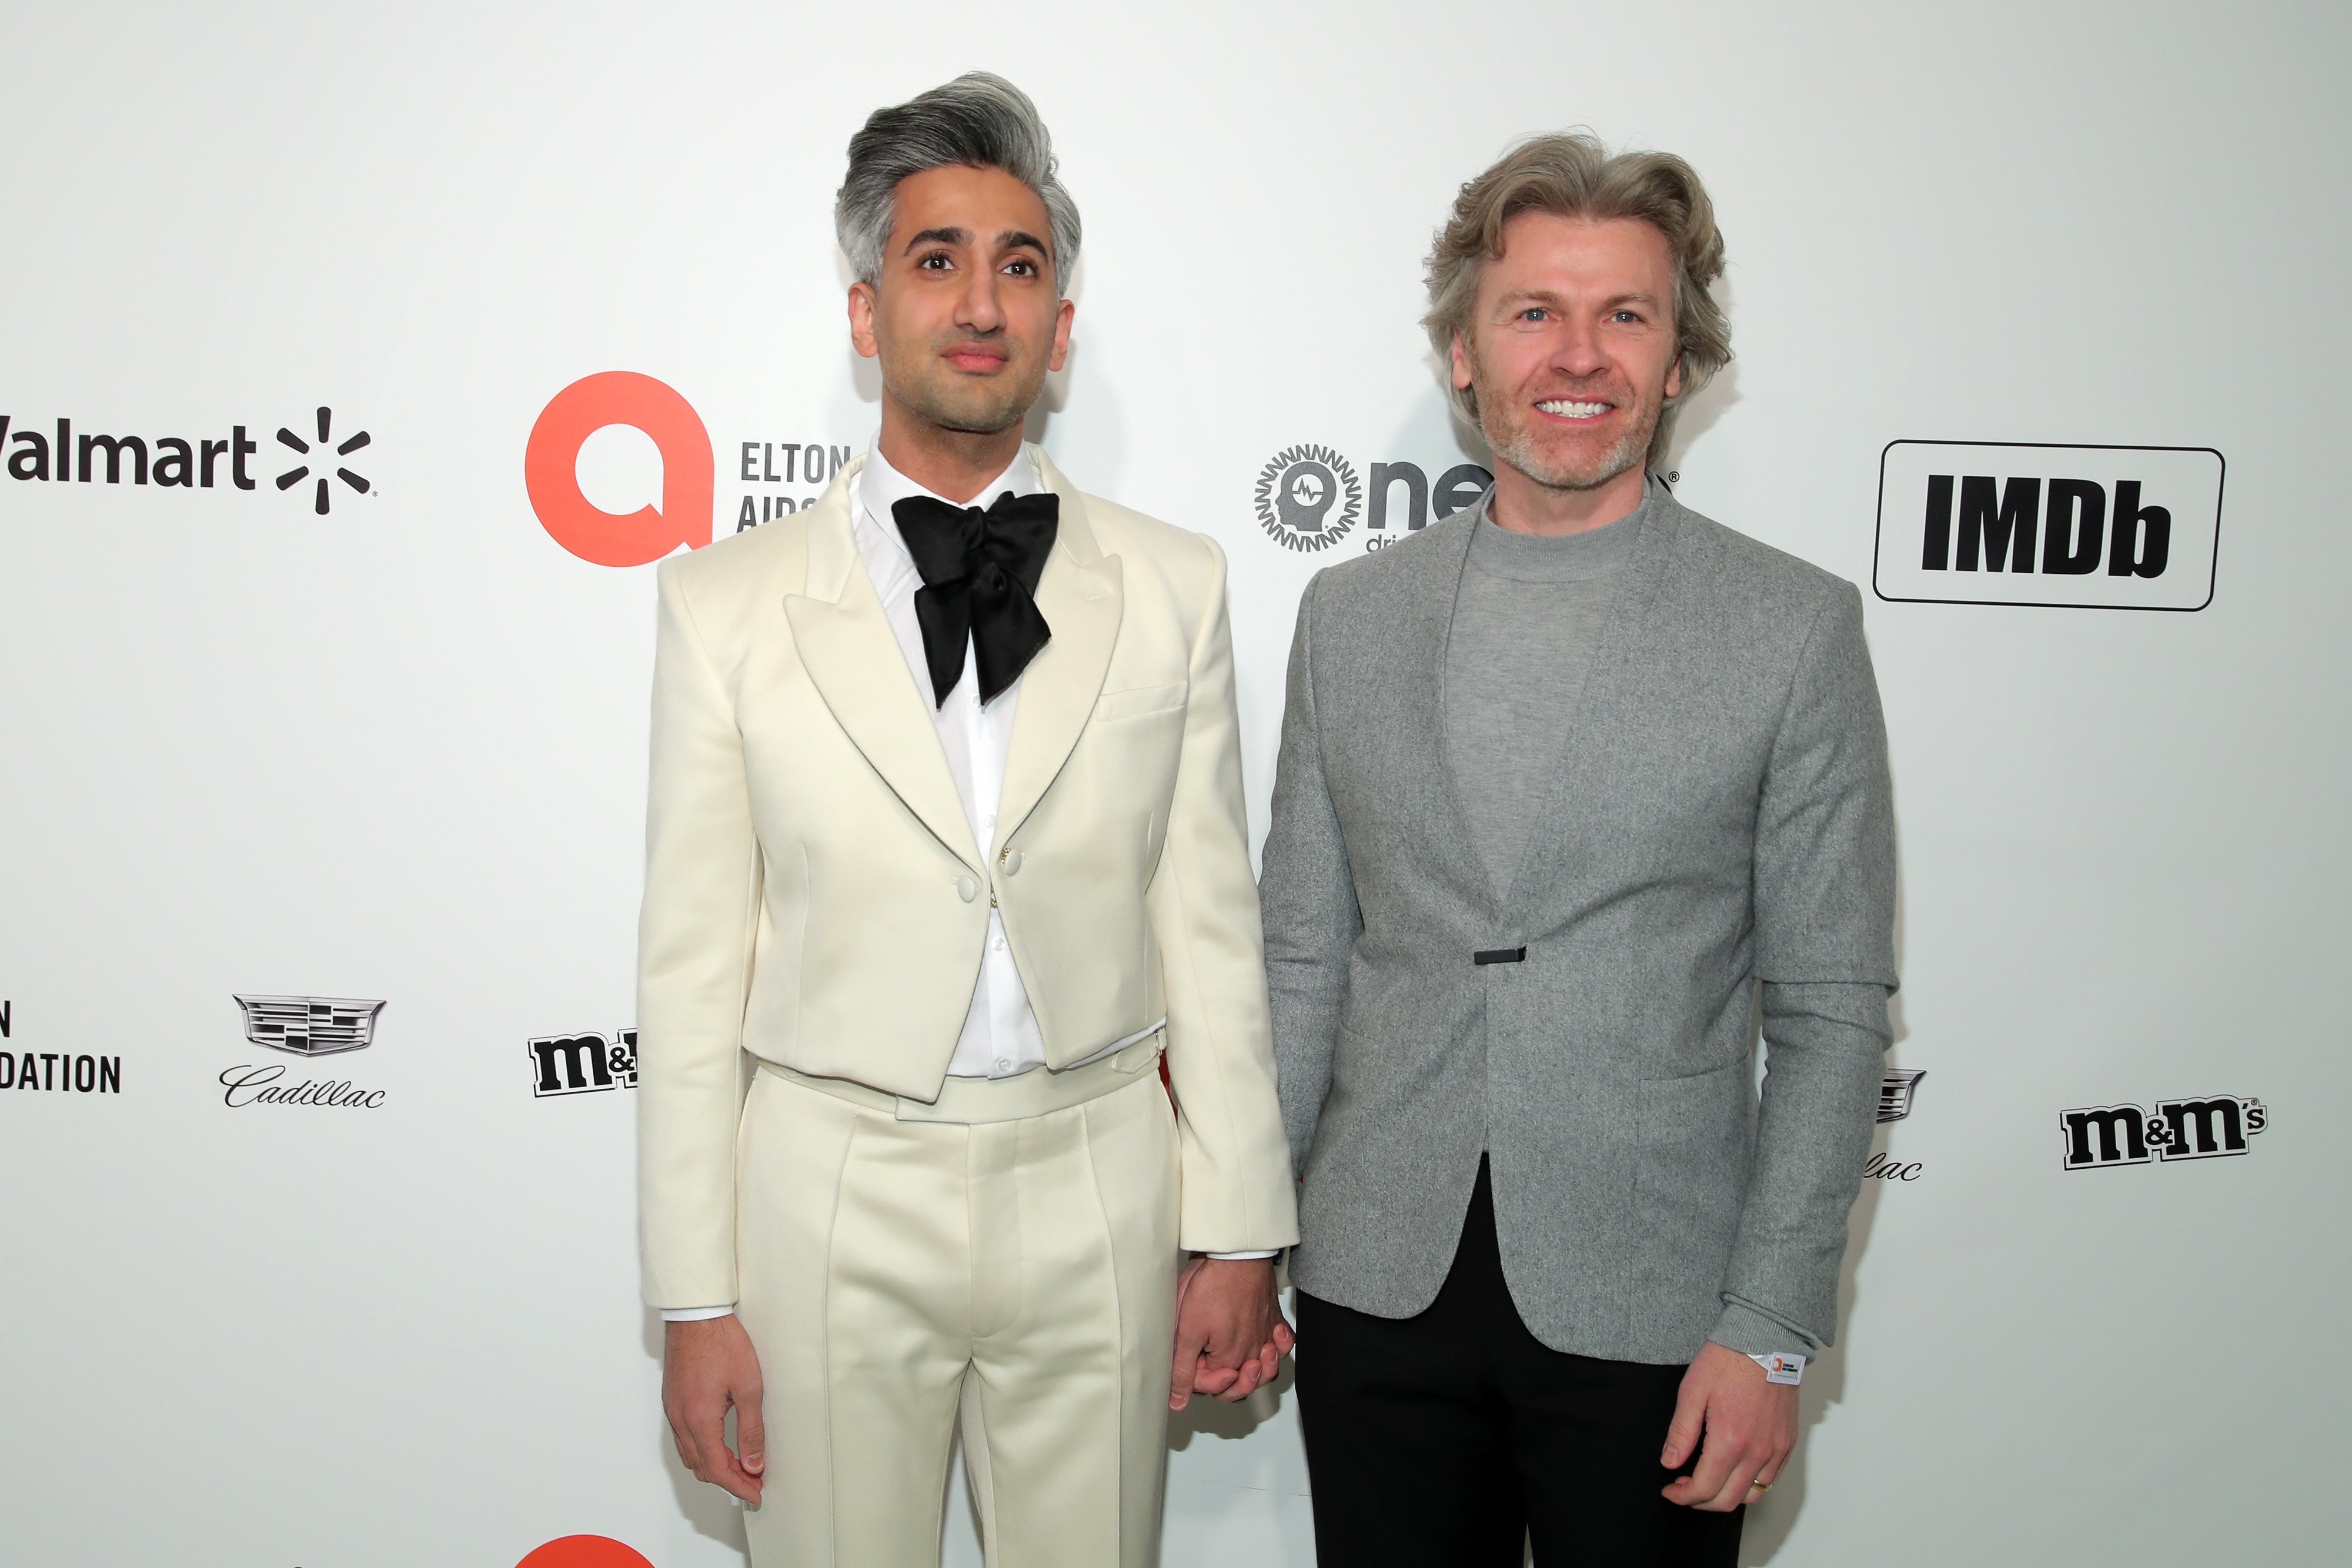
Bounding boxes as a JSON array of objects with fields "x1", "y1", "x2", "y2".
[{"x1": 276, "y1": 407, "x2": 372, "y2": 515}]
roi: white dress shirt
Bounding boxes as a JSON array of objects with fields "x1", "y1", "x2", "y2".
[
  {"x1": 663, "y1": 446, "x2": 1264, "y2": 1322},
  {"x1": 854, "y1": 443, "x2": 1055, "y2": 1082}
]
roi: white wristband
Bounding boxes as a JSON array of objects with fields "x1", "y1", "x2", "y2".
[{"x1": 1750, "y1": 1352, "x2": 1805, "y2": 1385}]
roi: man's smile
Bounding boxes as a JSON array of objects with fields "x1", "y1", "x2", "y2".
[{"x1": 1534, "y1": 397, "x2": 1615, "y2": 422}]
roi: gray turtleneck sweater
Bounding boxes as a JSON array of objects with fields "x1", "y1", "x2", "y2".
[{"x1": 1443, "y1": 486, "x2": 1649, "y2": 900}]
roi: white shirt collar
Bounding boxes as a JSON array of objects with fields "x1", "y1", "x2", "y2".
[{"x1": 857, "y1": 442, "x2": 1044, "y2": 569}]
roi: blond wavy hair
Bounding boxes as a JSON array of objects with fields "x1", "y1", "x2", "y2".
[{"x1": 1424, "y1": 132, "x2": 1730, "y2": 466}]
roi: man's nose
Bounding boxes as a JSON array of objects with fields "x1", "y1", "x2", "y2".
[
  {"x1": 1549, "y1": 319, "x2": 1608, "y2": 379},
  {"x1": 957, "y1": 267, "x2": 1005, "y2": 333}
]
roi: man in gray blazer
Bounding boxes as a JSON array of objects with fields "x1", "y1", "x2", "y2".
[{"x1": 1260, "y1": 133, "x2": 1897, "y2": 1566}]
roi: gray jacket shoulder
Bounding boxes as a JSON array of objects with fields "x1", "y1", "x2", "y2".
[
  {"x1": 1298, "y1": 512, "x2": 1474, "y2": 615},
  {"x1": 1655, "y1": 491, "x2": 1859, "y2": 617}
]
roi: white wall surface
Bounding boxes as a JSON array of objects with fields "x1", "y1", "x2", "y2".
[{"x1": 2, "y1": 2, "x2": 2346, "y2": 1564}]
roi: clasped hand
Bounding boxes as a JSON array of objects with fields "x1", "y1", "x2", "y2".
[
  {"x1": 1168, "y1": 1255, "x2": 1293, "y2": 1410},
  {"x1": 663, "y1": 1256, "x2": 1294, "y2": 1505}
]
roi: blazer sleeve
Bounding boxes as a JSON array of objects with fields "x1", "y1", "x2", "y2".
[
  {"x1": 1712, "y1": 580, "x2": 1900, "y2": 1354},
  {"x1": 635, "y1": 559, "x2": 763, "y2": 1310},
  {"x1": 1257, "y1": 574, "x2": 1362, "y2": 1174},
  {"x1": 1147, "y1": 534, "x2": 1301, "y2": 1253}
]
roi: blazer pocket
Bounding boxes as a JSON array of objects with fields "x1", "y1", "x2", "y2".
[{"x1": 1092, "y1": 681, "x2": 1188, "y2": 723}]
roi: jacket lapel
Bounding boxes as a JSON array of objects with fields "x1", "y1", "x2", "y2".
[
  {"x1": 1495, "y1": 487, "x2": 1685, "y2": 925},
  {"x1": 1396, "y1": 510, "x2": 1502, "y2": 920},
  {"x1": 781, "y1": 460, "x2": 983, "y2": 871},
  {"x1": 995, "y1": 448, "x2": 1122, "y2": 844}
]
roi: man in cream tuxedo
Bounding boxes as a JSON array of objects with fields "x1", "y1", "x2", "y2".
[{"x1": 634, "y1": 74, "x2": 1298, "y2": 1566}]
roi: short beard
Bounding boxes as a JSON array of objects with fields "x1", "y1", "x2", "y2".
[
  {"x1": 1487, "y1": 410, "x2": 1653, "y2": 493},
  {"x1": 1469, "y1": 334, "x2": 1664, "y2": 493},
  {"x1": 884, "y1": 334, "x2": 1043, "y2": 437},
  {"x1": 894, "y1": 376, "x2": 1034, "y2": 436}
]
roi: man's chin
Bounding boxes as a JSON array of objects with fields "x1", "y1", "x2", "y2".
[
  {"x1": 1494, "y1": 430, "x2": 1645, "y2": 493},
  {"x1": 897, "y1": 384, "x2": 1037, "y2": 439}
]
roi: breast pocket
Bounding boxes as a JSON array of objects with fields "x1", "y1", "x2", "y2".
[{"x1": 1091, "y1": 681, "x2": 1188, "y2": 723}]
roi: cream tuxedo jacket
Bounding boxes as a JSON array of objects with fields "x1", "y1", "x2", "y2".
[{"x1": 636, "y1": 449, "x2": 1299, "y2": 1309}]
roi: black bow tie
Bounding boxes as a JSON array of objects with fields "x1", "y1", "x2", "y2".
[{"x1": 890, "y1": 489, "x2": 1060, "y2": 707}]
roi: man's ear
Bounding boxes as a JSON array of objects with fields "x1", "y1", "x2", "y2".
[
  {"x1": 1449, "y1": 330, "x2": 1475, "y2": 392},
  {"x1": 848, "y1": 280, "x2": 880, "y2": 360},
  {"x1": 1048, "y1": 297, "x2": 1075, "y2": 373},
  {"x1": 1665, "y1": 352, "x2": 1683, "y2": 402}
]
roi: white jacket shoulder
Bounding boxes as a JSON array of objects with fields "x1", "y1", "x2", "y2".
[{"x1": 1077, "y1": 491, "x2": 1224, "y2": 605}]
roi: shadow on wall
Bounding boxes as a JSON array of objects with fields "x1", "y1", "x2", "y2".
[
  {"x1": 1659, "y1": 273, "x2": 1743, "y2": 484},
  {"x1": 1662, "y1": 358, "x2": 1741, "y2": 486},
  {"x1": 639, "y1": 1310, "x2": 753, "y2": 1558},
  {"x1": 1740, "y1": 787, "x2": 1908, "y2": 1566}
]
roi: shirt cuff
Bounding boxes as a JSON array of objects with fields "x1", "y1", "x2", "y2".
[
  {"x1": 1203, "y1": 1250, "x2": 1279, "y2": 1262},
  {"x1": 660, "y1": 1305, "x2": 736, "y2": 1322}
]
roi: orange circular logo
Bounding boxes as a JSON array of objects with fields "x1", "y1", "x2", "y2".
[
  {"x1": 524, "y1": 371, "x2": 714, "y2": 567},
  {"x1": 514, "y1": 1535, "x2": 657, "y2": 1568}
]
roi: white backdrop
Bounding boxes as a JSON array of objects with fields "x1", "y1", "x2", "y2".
[{"x1": 4, "y1": 3, "x2": 2347, "y2": 1564}]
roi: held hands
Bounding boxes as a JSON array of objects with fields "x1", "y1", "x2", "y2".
[
  {"x1": 1168, "y1": 1256, "x2": 1294, "y2": 1410},
  {"x1": 663, "y1": 1315, "x2": 767, "y2": 1505},
  {"x1": 1659, "y1": 1340, "x2": 1798, "y2": 1511}
]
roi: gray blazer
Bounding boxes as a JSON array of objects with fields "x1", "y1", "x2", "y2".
[{"x1": 1260, "y1": 488, "x2": 1897, "y2": 1365}]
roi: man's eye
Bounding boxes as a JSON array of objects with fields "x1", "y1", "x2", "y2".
[
  {"x1": 918, "y1": 253, "x2": 952, "y2": 270},
  {"x1": 1005, "y1": 259, "x2": 1037, "y2": 276},
  {"x1": 1612, "y1": 310, "x2": 1642, "y2": 323},
  {"x1": 1520, "y1": 307, "x2": 1548, "y2": 322}
]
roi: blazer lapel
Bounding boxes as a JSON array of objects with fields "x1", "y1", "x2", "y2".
[
  {"x1": 995, "y1": 448, "x2": 1122, "y2": 845},
  {"x1": 1495, "y1": 488, "x2": 1686, "y2": 924},
  {"x1": 1396, "y1": 510, "x2": 1502, "y2": 920},
  {"x1": 781, "y1": 461, "x2": 984, "y2": 871}
]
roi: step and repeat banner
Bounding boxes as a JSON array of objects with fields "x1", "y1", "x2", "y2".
[{"x1": 3, "y1": 3, "x2": 2344, "y2": 1564}]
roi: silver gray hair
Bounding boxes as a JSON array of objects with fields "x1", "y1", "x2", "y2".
[{"x1": 835, "y1": 72, "x2": 1083, "y2": 297}]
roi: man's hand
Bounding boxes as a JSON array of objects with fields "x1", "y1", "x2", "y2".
[
  {"x1": 1659, "y1": 1341, "x2": 1798, "y2": 1511},
  {"x1": 1168, "y1": 1256, "x2": 1294, "y2": 1410},
  {"x1": 663, "y1": 1315, "x2": 766, "y2": 1504}
]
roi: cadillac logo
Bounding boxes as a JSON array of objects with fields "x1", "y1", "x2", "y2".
[
  {"x1": 232, "y1": 994, "x2": 386, "y2": 1057},
  {"x1": 1877, "y1": 1068, "x2": 1926, "y2": 1124}
]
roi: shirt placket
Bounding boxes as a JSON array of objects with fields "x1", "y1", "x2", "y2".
[{"x1": 970, "y1": 670, "x2": 1024, "y2": 1078}]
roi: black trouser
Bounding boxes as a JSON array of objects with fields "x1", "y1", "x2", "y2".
[{"x1": 1294, "y1": 1158, "x2": 1743, "y2": 1567}]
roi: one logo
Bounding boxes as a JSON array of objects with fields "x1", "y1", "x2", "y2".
[
  {"x1": 232, "y1": 994, "x2": 386, "y2": 1057},
  {"x1": 1877, "y1": 1068, "x2": 1927, "y2": 1123},
  {"x1": 526, "y1": 372, "x2": 714, "y2": 567},
  {"x1": 1255, "y1": 443, "x2": 1364, "y2": 552},
  {"x1": 2060, "y1": 1094, "x2": 2267, "y2": 1170},
  {"x1": 1873, "y1": 441, "x2": 2223, "y2": 610},
  {"x1": 1251, "y1": 446, "x2": 1494, "y2": 552},
  {"x1": 529, "y1": 1028, "x2": 639, "y2": 1097},
  {"x1": 273, "y1": 406, "x2": 373, "y2": 515}
]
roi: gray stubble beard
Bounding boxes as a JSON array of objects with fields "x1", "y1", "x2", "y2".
[
  {"x1": 1471, "y1": 340, "x2": 1665, "y2": 494},
  {"x1": 1487, "y1": 411, "x2": 1653, "y2": 493},
  {"x1": 886, "y1": 333, "x2": 1045, "y2": 439}
]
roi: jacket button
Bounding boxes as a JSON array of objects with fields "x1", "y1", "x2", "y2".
[
  {"x1": 1003, "y1": 850, "x2": 1024, "y2": 875},
  {"x1": 956, "y1": 875, "x2": 978, "y2": 902}
]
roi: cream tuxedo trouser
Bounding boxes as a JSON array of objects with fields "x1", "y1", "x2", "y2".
[{"x1": 734, "y1": 1047, "x2": 1180, "y2": 1567}]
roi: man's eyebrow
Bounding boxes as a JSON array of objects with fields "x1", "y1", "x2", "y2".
[
  {"x1": 903, "y1": 225, "x2": 970, "y2": 252},
  {"x1": 997, "y1": 229, "x2": 1050, "y2": 255},
  {"x1": 1491, "y1": 287, "x2": 1665, "y2": 311}
]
